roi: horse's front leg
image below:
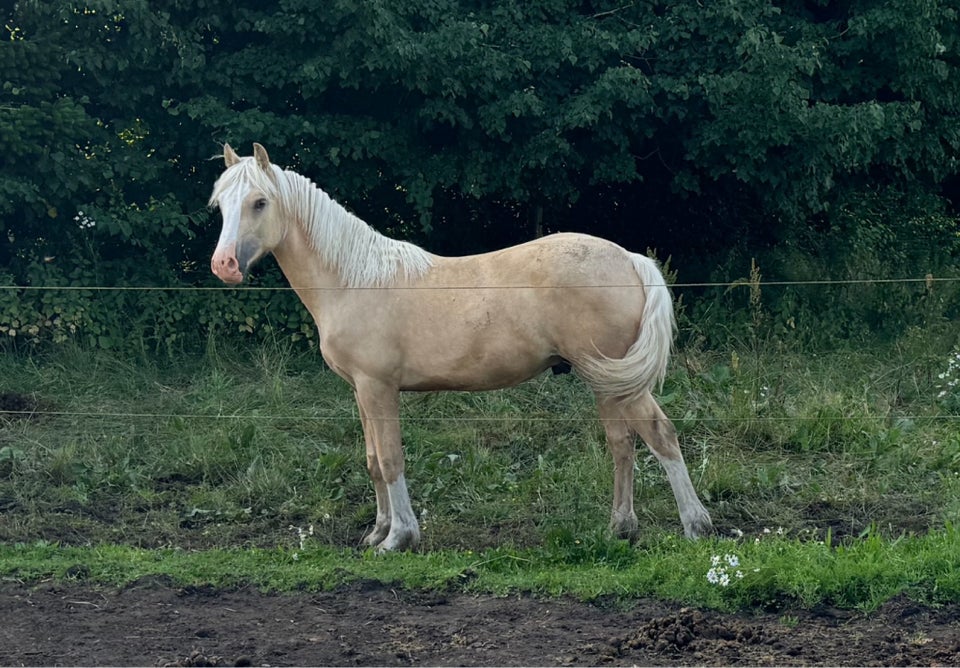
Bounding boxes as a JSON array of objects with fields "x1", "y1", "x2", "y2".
[
  {"x1": 355, "y1": 378, "x2": 420, "y2": 552},
  {"x1": 357, "y1": 397, "x2": 391, "y2": 548}
]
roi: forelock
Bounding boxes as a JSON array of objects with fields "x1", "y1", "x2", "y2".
[{"x1": 208, "y1": 157, "x2": 280, "y2": 209}]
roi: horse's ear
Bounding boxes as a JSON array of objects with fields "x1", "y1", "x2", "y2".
[
  {"x1": 253, "y1": 143, "x2": 271, "y2": 171},
  {"x1": 224, "y1": 143, "x2": 241, "y2": 167}
]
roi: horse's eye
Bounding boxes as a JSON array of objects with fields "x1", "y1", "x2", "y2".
[{"x1": 253, "y1": 198, "x2": 268, "y2": 211}]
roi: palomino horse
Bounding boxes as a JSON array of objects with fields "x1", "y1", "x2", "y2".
[{"x1": 209, "y1": 143, "x2": 713, "y2": 552}]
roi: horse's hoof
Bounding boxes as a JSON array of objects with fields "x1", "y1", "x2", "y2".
[
  {"x1": 683, "y1": 512, "x2": 714, "y2": 539},
  {"x1": 610, "y1": 513, "x2": 640, "y2": 542},
  {"x1": 374, "y1": 529, "x2": 421, "y2": 553},
  {"x1": 362, "y1": 524, "x2": 390, "y2": 548}
]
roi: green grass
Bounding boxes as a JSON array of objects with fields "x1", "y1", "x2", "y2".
[
  {"x1": 2, "y1": 335, "x2": 960, "y2": 610},
  {"x1": 2, "y1": 527, "x2": 958, "y2": 612}
]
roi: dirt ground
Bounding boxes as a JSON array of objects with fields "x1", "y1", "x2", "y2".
[{"x1": 1, "y1": 579, "x2": 958, "y2": 667}]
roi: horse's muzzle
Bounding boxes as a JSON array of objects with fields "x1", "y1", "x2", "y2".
[{"x1": 211, "y1": 246, "x2": 245, "y2": 284}]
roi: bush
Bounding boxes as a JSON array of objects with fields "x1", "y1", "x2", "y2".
[{"x1": 685, "y1": 188, "x2": 960, "y2": 349}]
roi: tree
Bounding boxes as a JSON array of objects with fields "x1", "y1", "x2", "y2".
[{"x1": 2, "y1": 0, "x2": 958, "y2": 348}]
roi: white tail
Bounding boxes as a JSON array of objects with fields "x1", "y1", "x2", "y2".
[{"x1": 576, "y1": 253, "x2": 676, "y2": 401}]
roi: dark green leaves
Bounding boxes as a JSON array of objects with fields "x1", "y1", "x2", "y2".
[{"x1": 1, "y1": 0, "x2": 957, "y2": 348}]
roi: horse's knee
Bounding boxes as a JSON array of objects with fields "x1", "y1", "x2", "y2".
[
  {"x1": 376, "y1": 453, "x2": 405, "y2": 483},
  {"x1": 366, "y1": 455, "x2": 383, "y2": 481}
]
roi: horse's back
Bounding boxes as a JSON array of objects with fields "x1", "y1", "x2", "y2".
[{"x1": 432, "y1": 232, "x2": 641, "y2": 289}]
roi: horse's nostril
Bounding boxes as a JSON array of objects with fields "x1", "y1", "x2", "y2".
[{"x1": 211, "y1": 253, "x2": 241, "y2": 278}]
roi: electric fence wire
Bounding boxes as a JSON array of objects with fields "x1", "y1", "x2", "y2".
[
  {"x1": 2, "y1": 409, "x2": 960, "y2": 423},
  {"x1": 0, "y1": 275, "x2": 958, "y2": 291}
]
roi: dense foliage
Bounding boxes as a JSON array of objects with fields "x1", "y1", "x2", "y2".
[{"x1": 2, "y1": 0, "x2": 959, "y2": 349}]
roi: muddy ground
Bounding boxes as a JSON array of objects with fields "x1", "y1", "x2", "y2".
[{"x1": 1, "y1": 579, "x2": 958, "y2": 667}]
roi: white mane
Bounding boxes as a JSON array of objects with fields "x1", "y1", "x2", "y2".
[{"x1": 210, "y1": 158, "x2": 433, "y2": 288}]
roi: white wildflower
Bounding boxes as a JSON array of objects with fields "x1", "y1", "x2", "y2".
[{"x1": 707, "y1": 553, "x2": 745, "y2": 587}]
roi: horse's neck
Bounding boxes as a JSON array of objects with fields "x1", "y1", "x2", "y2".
[
  {"x1": 273, "y1": 173, "x2": 365, "y2": 284},
  {"x1": 272, "y1": 221, "x2": 338, "y2": 288},
  {"x1": 279, "y1": 171, "x2": 433, "y2": 289}
]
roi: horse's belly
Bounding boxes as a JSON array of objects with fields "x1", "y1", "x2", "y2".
[{"x1": 398, "y1": 340, "x2": 557, "y2": 392}]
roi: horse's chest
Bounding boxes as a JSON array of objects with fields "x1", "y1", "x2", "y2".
[
  {"x1": 316, "y1": 329, "x2": 355, "y2": 383},
  {"x1": 318, "y1": 326, "x2": 402, "y2": 384},
  {"x1": 318, "y1": 346, "x2": 352, "y2": 385}
]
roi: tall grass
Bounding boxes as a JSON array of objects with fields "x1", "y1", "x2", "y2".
[{"x1": 2, "y1": 333, "x2": 957, "y2": 554}]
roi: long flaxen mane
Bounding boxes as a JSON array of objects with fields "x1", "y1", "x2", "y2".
[{"x1": 209, "y1": 157, "x2": 433, "y2": 288}]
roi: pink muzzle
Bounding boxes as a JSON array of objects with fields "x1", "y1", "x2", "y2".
[{"x1": 211, "y1": 244, "x2": 244, "y2": 284}]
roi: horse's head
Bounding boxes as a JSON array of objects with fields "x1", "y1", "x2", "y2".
[{"x1": 209, "y1": 143, "x2": 286, "y2": 284}]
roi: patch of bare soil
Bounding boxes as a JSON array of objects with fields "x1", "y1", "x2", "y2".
[{"x1": 1, "y1": 580, "x2": 957, "y2": 667}]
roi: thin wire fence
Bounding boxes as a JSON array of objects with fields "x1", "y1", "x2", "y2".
[
  {"x1": 2, "y1": 408, "x2": 958, "y2": 423},
  {"x1": 0, "y1": 275, "x2": 957, "y2": 291}
]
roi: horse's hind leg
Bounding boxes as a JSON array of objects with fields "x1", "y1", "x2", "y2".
[
  {"x1": 620, "y1": 392, "x2": 713, "y2": 538},
  {"x1": 597, "y1": 397, "x2": 640, "y2": 541}
]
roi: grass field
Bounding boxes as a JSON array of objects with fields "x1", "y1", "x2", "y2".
[{"x1": 2, "y1": 333, "x2": 960, "y2": 610}]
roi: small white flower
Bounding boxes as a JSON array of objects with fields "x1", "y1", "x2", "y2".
[{"x1": 708, "y1": 554, "x2": 745, "y2": 588}]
